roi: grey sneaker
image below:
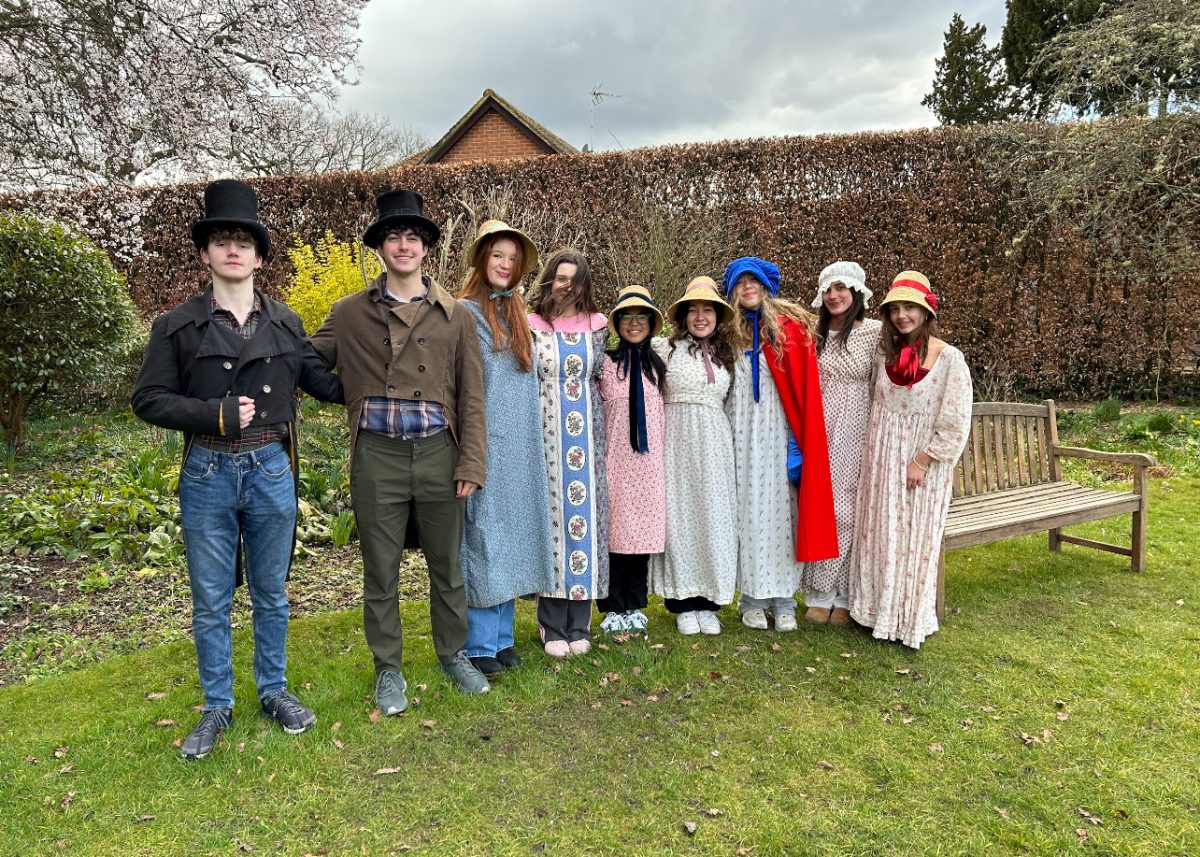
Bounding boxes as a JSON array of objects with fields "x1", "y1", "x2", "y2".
[
  {"x1": 181, "y1": 708, "x2": 232, "y2": 760},
  {"x1": 375, "y1": 669, "x2": 408, "y2": 716},
  {"x1": 260, "y1": 690, "x2": 317, "y2": 734},
  {"x1": 440, "y1": 650, "x2": 491, "y2": 695}
]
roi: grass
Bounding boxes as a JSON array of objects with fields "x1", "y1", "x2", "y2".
[
  {"x1": 2, "y1": 401, "x2": 1199, "y2": 854},
  {"x1": 1, "y1": 476, "x2": 1198, "y2": 855}
]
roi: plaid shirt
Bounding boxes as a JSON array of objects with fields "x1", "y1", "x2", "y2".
[
  {"x1": 358, "y1": 281, "x2": 449, "y2": 440},
  {"x1": 196, "y1": 293, "x2": 288, "y2": 452}
]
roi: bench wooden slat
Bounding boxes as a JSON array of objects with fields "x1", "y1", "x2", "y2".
[
  {"x1": 947, "y1": 493, "x2": 1139, "y2": 534},
  {"x1": 971, "y1": 402, "x2": 1050, "y2": 417},
  {"x1": 946, "y1": 481, "x2": 1088, "y2": 511}
]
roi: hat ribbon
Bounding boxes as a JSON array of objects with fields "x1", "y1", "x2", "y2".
[
  {"x1": 891, "y1": 279, "x2": 939, "y2": 311},
  {"x1": 888, "y1": 337, "x2": 926, "y2": 389},
  {"x1": 615, "y1": 341, "x2": 650, "y2": 453},
  {"x1": 742, "y1": 309, "x2": 763, "y2": 402},
  {"x1": 696, "y1": 336, "x2": 716, "y2": 385},
  {"x1": 489, "y1": 288, "x2": 514, "y2": 301}
]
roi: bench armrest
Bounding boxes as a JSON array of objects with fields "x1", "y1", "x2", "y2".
[{"x1": 1051, "y1": 445, "x2": 1157, "y2": 468}]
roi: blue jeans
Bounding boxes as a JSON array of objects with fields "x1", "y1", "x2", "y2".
[
  {"x1": 465, "y1": 599, "x2": 515, "y2": 658},
  {"x1": 179, "y1": 441, "x2": 296, "y2": 711}
]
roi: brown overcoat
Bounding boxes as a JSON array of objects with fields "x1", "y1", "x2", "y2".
[{"x1": 311, "y1": 274, "x2": 487, "y2": 487}]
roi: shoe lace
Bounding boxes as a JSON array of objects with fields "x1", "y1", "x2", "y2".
[
  {"x1": 196, "y1": 709, "x2": 229, "y2": 731},
  {"x1": 378, "y1": 671, "x2": 405, "y2": 694},
  {"x1": 266, "y1": 691, "x2": 306, "y2": 718}
]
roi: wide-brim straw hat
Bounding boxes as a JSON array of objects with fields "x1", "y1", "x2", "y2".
[
  {"x1": 608, "y1": 284, "x2": 665, "y2": 338},
  {"x1": 879, "y1": 270, "x2": 938, "y2": 317},
  {"x1": 667, "y1": 276, "x2": 735, "y2": 326},
  {"x1": 464, "y1": 219, "x2": 539, "y2": 280}
]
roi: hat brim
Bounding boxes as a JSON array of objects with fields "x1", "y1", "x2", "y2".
[
  {"x1": 879, "y1": 286, "x2": 936, "y2": 317},
  {"x1": 465, "y1": 226, "x2": 539, "y2": 280},
  {"x1": 363, "y1": 214, "x2": 441, "y2": 249},
  {"x1": 608, "y1": 300, "x2": 665, "y2": 338},
  {"x1": 192, "y1": 218, "x2": 271, "y2": 260},
  {"x1": 668, "y1": 293, "x2": 734, "y2": 326}
]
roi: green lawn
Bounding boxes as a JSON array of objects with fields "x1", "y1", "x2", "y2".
[{"x1": 2, "y1": 474, "x2": 1197, "y2": 855}]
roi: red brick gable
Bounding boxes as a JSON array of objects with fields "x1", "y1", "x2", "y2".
[{"x1": 419, "y1": 89, "x2": 577, "y2": 165}]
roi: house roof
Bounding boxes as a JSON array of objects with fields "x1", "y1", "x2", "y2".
[{"x1": 418, "y1": 88, "x2": 578, "y2": 164}]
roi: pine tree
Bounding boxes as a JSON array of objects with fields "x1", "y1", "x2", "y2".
[{"x1": 923, "y1": 14, "x2": 1011, "y2": 125}]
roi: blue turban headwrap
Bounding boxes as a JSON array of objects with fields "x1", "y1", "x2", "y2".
[{"x1": 722, "y1": 256, "x2": 781, "y2": 402}]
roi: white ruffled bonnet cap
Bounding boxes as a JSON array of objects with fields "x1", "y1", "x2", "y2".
[{"x1": 812, "y1": 261, "x2": 870, "y2": 309}]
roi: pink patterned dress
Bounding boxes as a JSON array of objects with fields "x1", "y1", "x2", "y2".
[
  {"x1": 599, "y1": 354, "x2": 666, "y2": 554},
  {"x1": 849, "y1": 345, "x2": 972, "y2": 648}
]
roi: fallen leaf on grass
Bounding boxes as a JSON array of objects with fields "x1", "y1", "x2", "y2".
[
  {"x1": 299, "y1": 682, "x2": 312, "y2": 691},
  {"x1": 682, "y1": 821, "x2": 697, "y2": 835},
  {"x1": 154, "y1": 719, "x2": 176, "y2": 728},
  {"x1": 420, "y1": 720, "x2": 437, "y2": 730},
  {"x1": 597, "y1": 643, "x2": 610, "y2": 651},
  {"x1": 416, "y1": 684, "x2": 427, "y2": 691},
  {"x1": 994, "y1": 807, "x2": 1010, "y2": 820},
  {"x1": 331, "y1": 721, "x2": 342, "y2": 733},
  {"x1": 895, "y1": 668, "x2": 911, "y2": 675},
  {"x1": 236, "y1": 839, "x2": 254, "y2": 852},
  {"x1": 145, "y1": 692, "x2": 166, "y2": 701},
  {"x1": 805, "y1": 666, "x2": 817, "y2": 673},
  {"x1": 171, "y1": 739, "x2": 183, "y2": 749},
  {"x1": 770, "y1": 643, "x2": 782, "y2": 652},
  {"x1": 736, "y1": 849, "x2": 752, "y2": 856},
  {"x1": 267, "y1": 773, "x2": 276, "y2": 783},
  {"x1": 58, "y1": 764, "x2": 73, "y2": 774},
  {"x1": 368, "y1": 708, "x2": 383, "y2": 724},
  {"x1": 839, "y1": 652, "x2": 853, "y2": 659},
  {"x1": 1077, "y1": 807, "x2": 1103, "y2": 825},
  {"x1": 929, "y1": 743, "x2": 945, "y2": 753},
  {"x1": 816, "y1": 760, "x2": 836, "y2": 771},
  {"x1": 1053, "y1": 699, "x2": 1066, "y2": 709},
  {"x1": 372, "y1": 767, "x2": 402, "y2": 777},
  {"x1": 690, "y1": 642, "x2": 701, "y2": 651},
  {"x1": 650, "y1": 643, "x2": 665, "y2": 650},
  {"x1": 53, "y1": 746, "x2": 68, "y2": 758},
  {"x1": 590, "y1": 702, "x2": 602, "y2": 710},
  {"x1": 134, "y1": 814, "x2": 156, "y2": 823},
  {"x1": 632, "y1": 666, "x2": 643, "y2": 676},
  {"x1": 646, "y1": 694, "x2": 660, "y2": 703},
  {"x1": 332, "y1": 739, "x2": 345, "y2": 751},
  {"x1": 961, "y1": 719, "x2": 973, "y2": 730},
  {"x1": 237, "y1": 742, "x2": 246, "y2": 752},
  {"x1": 619, "y1": 699, "x2": 636, "y2": 707},
  {"x1": 1176, "y1": 599, "x2": 1185, "y2": 606},
  {"x1": 60, "y1": 792, "x2": 75, "y2": 811},
  {"x1": 25, "y1": 756, "x2": 37, "y2": 764},
  {"x1": 1075, "y1": 828, "x2": 1090, "y2": 841},
  {"x1": 1057, "y1": 712, "x2": 1069, "y2": 721},
  {"x1": 702, "y1": 808, "x2": 722, "y2": 817},
  {"x1": 902, "y1": 717, "x2": 916, "y2": 725}
]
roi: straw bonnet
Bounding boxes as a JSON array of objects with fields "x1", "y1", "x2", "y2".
[
  {"x1": 667, "y1": 276, "x2": 735, "y2": 326},
  {"x1": 464, "y1": 219, "x2": 539, "y2": 280},
  {"x1": 879, "y1": 270, "x2": 938, "y2": 317},
  {"x1": 608, "y1": 284, "x2": 665, "y2": 338},
  {"x1": 812, "y1": 260, "x2": 870, "y2": 309}
]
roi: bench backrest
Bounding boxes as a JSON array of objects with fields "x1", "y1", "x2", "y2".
[{"x1": 953, "y1": 399, "x2": 1061, "y2": 498}]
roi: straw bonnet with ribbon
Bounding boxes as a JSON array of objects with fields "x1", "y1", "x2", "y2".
[
  {"x1": 464, "y1": 219, "x2": 540, "y2": 287},
  {"x1": 667, "y1": 276, "x2": 735, "y2": 327},
  {"x1": 722, "y1": 256, "x2": 781, "y2": 402},
  {"x1": 362, "y1": 188, "x2": 441, "y2": 249},
  {"x1": 191, "y1": 179, "x2": 272, "y2": 260},
  {"x1": 812, "y1": 260, "x2": 870, "y2": 309},
  {"x1": 879, "y1": 270, "x2": 938, "y2": 317},
  {"x1": 608, "y1": 284, "x2": 664, "y2": 338}
]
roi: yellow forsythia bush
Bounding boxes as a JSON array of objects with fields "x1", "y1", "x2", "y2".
[{"x1": 285, "y1": 231, "x2": 381, "y2": 334}]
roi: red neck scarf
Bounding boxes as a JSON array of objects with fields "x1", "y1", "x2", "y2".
[{"x1": 886, "y1": 337, "x2": 929, "y2": 388}]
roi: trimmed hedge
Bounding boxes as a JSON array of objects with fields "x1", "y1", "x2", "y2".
[{"x1": 2, "y1": 122, "x2": 1197, "y2": 398}]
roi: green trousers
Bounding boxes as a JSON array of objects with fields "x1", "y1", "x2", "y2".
[{"x1": 351, "y1": 430, "x2": 466, "y2": 671}]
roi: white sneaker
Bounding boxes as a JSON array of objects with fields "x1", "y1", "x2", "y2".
[
  {"x1": 676, "y1": 611, "x2": 701, "y2": 635},
  {"x1": 741, "y1": 608, "x2": 769, "y2": 630},
  {"x1": 773, "y1": 612, "x2": 798, "y2": 632},
  {"x1": 600, "y1": 611, "x2": 627, "y2": 635},
  {"x1": 697, "y1": 610, "x2": 722, "y2": 635},
  {"x1": 626, "y1": 610, "x2": 649, "y2": 637}
]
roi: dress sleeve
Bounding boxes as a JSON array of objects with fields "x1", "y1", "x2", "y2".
[{"x1": 925, "y1": 349, "x2": 973, "y2": 463}]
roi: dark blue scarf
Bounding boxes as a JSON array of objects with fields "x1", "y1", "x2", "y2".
[
  {"x1": 743, "y1": 308, "x2": 763, "y2": 402},
  {"x1": 614, "y1": 340, "x2": 651, "y2": 453}
]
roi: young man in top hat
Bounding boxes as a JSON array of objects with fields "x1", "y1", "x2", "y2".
[
  {"x1": 132, "y1": 179, "x2": 344, "y2": 759},
  {"x1": 311, "y1": 188, "x2": 489, "y2": 714}
]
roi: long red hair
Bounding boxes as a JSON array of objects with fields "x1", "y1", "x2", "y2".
[{"x1": 457, "y1": 234, "x2": 534, "y2": 372}]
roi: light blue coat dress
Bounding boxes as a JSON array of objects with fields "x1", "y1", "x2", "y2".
[{"x1": 460, "y1": 299, "x2": 556, "y2": 607}]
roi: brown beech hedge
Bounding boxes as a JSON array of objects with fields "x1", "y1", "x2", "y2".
[{"x1": 3, "y1": 121, "x2": 1197, "y2": 399}]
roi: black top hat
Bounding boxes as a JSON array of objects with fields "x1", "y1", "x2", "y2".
[
  {"x1": 191, "y1": 179, "x2": 272, "y2": 260},
  {"x1": 363, "y1": 189, "x2": 441, "y2": 249}
]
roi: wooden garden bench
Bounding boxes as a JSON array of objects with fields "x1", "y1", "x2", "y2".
[{"x1": 936, "y1": 400, "x2": 1155, "y2": 620}]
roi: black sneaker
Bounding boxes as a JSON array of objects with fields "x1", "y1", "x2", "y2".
[
  {"x1": 181, "y1": 708, "x2": 232, "y2": 760},
  {"x1": 495, "y1": 647, "x2": 522, "y2": 671},
  {"x1": 260, "y1": 690, "x2": 316, "y2": 734},
  {"x1": 469, "y1": 655, "x2": 504, "y2": 676}
]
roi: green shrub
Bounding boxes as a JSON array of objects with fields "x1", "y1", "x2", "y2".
[
  {"x1": 1093, "y1": 399, "x2": 1122, "y2": 422},
  {"x1": 0, "y1": 213, "x2": 138, "y2": 448},
  {"x1": 1147, "y1": 412, "x2": 1177, "y2": 434},
  {"x1": 285, "y1": 231, "x2": 380, "y2": 335}
]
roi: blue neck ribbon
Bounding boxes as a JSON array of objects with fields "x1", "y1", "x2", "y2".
[{"x1": 743, "y1": 308, "x2": 763, "y2": 402}]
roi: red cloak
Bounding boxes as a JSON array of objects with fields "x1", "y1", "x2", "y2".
[{"x1": 764, "y1": 317, "x2": 839, "y2": 562}]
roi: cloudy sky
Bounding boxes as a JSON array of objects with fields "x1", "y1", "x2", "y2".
[{"x1": 337, "y1": 0, "x2": 1007, "y2": 152}]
